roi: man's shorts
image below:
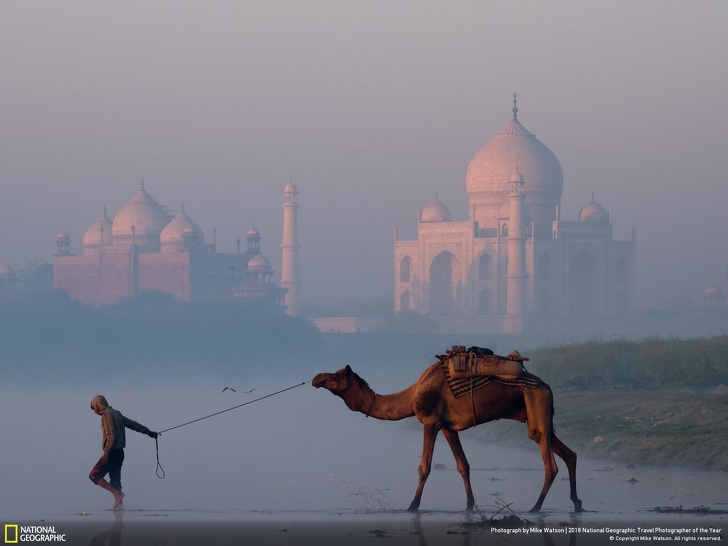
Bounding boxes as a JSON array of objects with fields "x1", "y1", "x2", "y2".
[{"x1": 89, "y1": 449, "x2": 125, "y2": 485}]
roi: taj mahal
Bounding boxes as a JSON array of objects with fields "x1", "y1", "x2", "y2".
[{"x1": 392, "y1": 95, "x2": 638, "y2": 335}]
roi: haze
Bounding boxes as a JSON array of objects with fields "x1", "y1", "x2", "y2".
[{"x1": 1, "y1": 1, "x2": 727, "y2": 310}]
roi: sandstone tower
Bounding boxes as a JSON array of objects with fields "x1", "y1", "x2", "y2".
[{"x1": 281, "y1": 182, "x2": 300, "y2": 315}]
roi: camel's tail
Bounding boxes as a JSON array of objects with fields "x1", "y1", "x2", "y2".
[{"x1": 550, "y1": 394, "x2": 556, "y2": 435}]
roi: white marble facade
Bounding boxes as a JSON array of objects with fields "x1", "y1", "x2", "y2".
[{"x1": 394, "y1": 96, "x2": 636, "y2": 334}]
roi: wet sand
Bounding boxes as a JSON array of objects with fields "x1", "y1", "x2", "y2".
[{"x1": 12, "y1": 507, "x2": 726, "y2": 546}]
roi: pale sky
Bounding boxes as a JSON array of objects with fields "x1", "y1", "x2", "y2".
[{"x1": 1, "y1": 1, "x2": 727, "y2": 309}]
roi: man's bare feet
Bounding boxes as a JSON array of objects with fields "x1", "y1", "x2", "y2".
[{"x1": 113, "y1": 492, "x2": 125, "y2": 510}]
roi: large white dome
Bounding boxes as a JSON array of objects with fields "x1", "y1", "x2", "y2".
[
  {"x1": 465, "y1": 118, "x2": 563, "y2": 197},
  {"x1": 465, "y1": 96, "x2": 563, "y2": 233}
]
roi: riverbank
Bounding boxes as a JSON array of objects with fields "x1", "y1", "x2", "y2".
[{"x1": 472, "y1": 385, "x2": 728, "y2": 471}]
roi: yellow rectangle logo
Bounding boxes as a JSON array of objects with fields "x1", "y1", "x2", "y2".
[{"x1": 4, "y1": 524, "x2": 19, "y2": 544}]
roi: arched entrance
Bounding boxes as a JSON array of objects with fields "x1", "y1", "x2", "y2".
[
  {"x1": 477, "y1": 287, "x2": 493, "y2": 315},
  {"x1": 616, "y1": 290, "x2": 628, "y2": 316},
  {"x1": 569, "y1": 251, "x2": 596, "y2": 316},
  {"x1": 400, "y1": 290, "x2": 411, "y2": 311},
  {"x1": 429, "y1": 251, "x2": 461, "y2": 314},
  {"x1": 478, "y1": 253, "x2": 493, "y2": 280},
  {"x1": 537, "y1": 288, "x2": 551, "y2": 316},
  {"x1": 400, "y1": 256, "x2": 411, "y2": 282}
]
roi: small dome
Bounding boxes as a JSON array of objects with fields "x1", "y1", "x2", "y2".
[
  {"x1": 56, "y1": 229, "x2": 70, "y2": 241},
  {"x1": 510, "y1": 168, "x2": 525, "y2": 184},
  {"x1": 246, "y1": 226, "x2": 260, "y2": 238},
  {"x1": 704, "y1": 284, "x2": 725, "y2": 299},
  {"x1": 112, "y1": 187, "x2": 171, "y2": 244},
  {"x1": 160, "y1": 209, "x2": 205, "y2": 246},
  {"x1": 421, "y1": 199, "x2": 451, "y2": 223},
  {"x1": 284, "y1": 181, "x2": 298, "y2": 193},
  {"x1": 247, "y1": 253, "x2": 271, "y2": 272},
  {"x1": 83, "y1": 210, "x2": 113, "y2": 247},
  {"x1": 578, "y1": 198, "x2": 609, "y2": 223},
  {"x1": 0, "y1": 261, "x2": 15, "y2": 280}
]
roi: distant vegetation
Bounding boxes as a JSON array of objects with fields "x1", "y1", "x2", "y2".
[
  {"x1": 0, "y1": 290, "x2": 321, "y2": 387},
  {"x1": 527, "y1": 336, "x2": 728, "y2": 389},
  {"x1": 1, "y1": 262, "x2": 54, "y2": 295},
  {"x1": 471, "y1": 337, "x2": 728, "y2": 471}
]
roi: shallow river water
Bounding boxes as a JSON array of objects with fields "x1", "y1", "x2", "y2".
[{"x1": 1, "y1": 387, "x2": 725, "y2": 545}]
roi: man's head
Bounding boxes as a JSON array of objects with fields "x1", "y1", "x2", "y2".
[{"x1": 90, "y1": 395, "x2": 109, "y2": 415}]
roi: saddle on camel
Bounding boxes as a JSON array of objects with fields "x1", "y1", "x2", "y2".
[
  {"x1": 439, "y1": 345, "x2": 544, "y2": 400},
  {"x1": 443, "y1": 345, "x2": 526, "y2": 379}
]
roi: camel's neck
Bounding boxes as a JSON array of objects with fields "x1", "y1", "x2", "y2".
[{"x1": 341, "y1": 381, "x2": 416, "y2": 421}]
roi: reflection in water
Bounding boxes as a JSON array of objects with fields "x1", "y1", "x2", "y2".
[
  {"x1": 411, "y1": 512, "x2": 472, "y2": 546},
  {"x1": 88, "y1": 513, "x2": 122, "y2": 546}
]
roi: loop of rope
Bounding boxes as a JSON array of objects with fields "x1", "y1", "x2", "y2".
[
  {"x1": 155, "y1": 437, "x2": 165, "y2": 479},
  {"x1": 153, "y1": 381, "x2": 307, "y2": 479}
]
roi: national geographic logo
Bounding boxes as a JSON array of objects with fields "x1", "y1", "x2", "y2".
[
  {"x1": 3, "y1": 525, "x2": 66, "y2": 543},
  {"x1": 3, "y1": 525, "x2": 17, "y2": 544}
]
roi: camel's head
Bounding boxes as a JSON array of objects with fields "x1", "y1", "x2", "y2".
[{"x1": 312, "y1": 365, "x2": 355, "y2": 395}]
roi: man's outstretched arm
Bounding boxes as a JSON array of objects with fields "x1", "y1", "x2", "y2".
[{"x1": 123, "y1": 416, "x2": 158, "y2": 438}]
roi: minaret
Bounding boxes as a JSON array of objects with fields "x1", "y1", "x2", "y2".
[
  {"x1": 55, "y1": 229, "x2": 71, "y2": 256},
  {"x1": 505, "y1": 167, "x2": 528, "y2": 332},
  {"x1": 281, "y1": 182, "x2": 300, "y2": 315}
]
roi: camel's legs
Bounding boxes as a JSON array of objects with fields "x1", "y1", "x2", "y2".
[
  {"x1": 524, "y1": 393, "x2": 559, "y2": 513},
  {"x1": 528, "y1": 429, "x2": 558, "y2": 513},
  {"x1": 408, "y1": 423, "x2": 438, "y2": 511},
  {"x1": 441, "y1": 428, "x2": 475, "y2": 511},
  {"x1": 551, "y1": 433, "x2": 583, "y2": 512}
]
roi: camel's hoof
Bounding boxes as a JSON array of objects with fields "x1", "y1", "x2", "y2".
[
  {"x1": 574, "y1": 500, "x2": 584, "y2": 513},
  {"x1": 407, "y1": 504, "x2": 419, "y2": 512}
]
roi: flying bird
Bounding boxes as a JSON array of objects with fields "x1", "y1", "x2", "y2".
[
  {"x1": 227, "y1": 266, "x2": 236, "y2": 271},
  {"x1": 220, "y1": 387, "x2": 257, "y2": 394}
]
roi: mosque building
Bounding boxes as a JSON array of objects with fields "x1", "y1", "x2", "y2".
[
  {"x1": 53, "y1": 182, "x2": 300, "y2": 312},
  {"x1": 393, "y1": 95, "x2": 638, "y2": 335}
]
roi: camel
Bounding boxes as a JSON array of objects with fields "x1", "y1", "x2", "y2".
[{"x1": 312, "y1": 362, "x2": 582, "y2": 513}]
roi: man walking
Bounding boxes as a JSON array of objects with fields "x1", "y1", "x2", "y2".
[{"x1": 89, "y1": 395, "x2": 158, "y2": 510}]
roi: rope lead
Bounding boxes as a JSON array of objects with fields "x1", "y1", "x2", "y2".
[{"x1": 153, "y1": 380, "x2": 307, "y2": 479}]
